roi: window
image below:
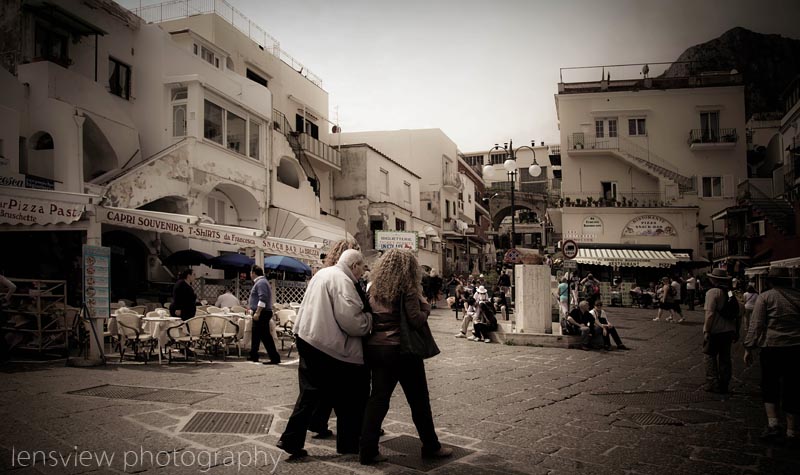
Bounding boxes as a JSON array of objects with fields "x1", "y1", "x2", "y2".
[
  {"x1": 204, "y1": 100, "x2": 223, "y2": 144},
  {"x1": 207, "y1": 195, "x2": 229, "y2": 224},
  {"x1": 34, "y1": 24, "x2": 68, "y2": 65},
  {"x1": 201, "y1": 46, "x2": 216, "y2": 67},
  {"x1": 404, "y1": 181, "x2": 411, "y2": 203},
  {"x1": 700, "y1": 111, "x2": 720, "y2": 141},
  {"x1": 246, "y1": 68, "x2": 268, "y2": 87},
  {"x1": 226, "y1": 111, "x2": 246, "y2": 154},
  {"x1": 601, "y1": 181, "x2": 617, "y2": 200},
  {"x1": 295, "y1": 114, "x2": 319, "y2": 139},
  {"x1": 249, "y1": 121, "x2": 260, "y2": 159},
  {"x1": 0, "y1": 139, "x2": 4, "y2": 158},
  {"x1": 628, "y1": 118, "x2": 646, "y2": 136},
  {"x1": 445, "y1": 199, "x2": 451, "y2": 219},
  {"x1": 608, "y1": 119, "x2": 618, "y2": 137},
  {"x1": 464, "y1": 155, "x2": 483, "y2": 166},
  {"x1": 370, "y1": 219, "x2": 383, "y2": 233},
  {"x1": 108, "y1": 58, "x2": 131, "y2": 99},
  {"x1": 595, "y1": 120, "x2": 604, "y2": 138},
  {"x1": 171, "y1": 87, "x2": 187, "y2": 137},
  {"x1": 395, "y1": 218, "x2": 406, "y2": 231},
  {"x1": 380, "y1": 168, "x2": 389, "y2": 195},
  {"x1": 702, "y1": 176, "x2": 722, "y2": 198},
  {"x1": 427, "y1": 202, "x2": 432, "y2": 210},
  {"x1": 193, "y1": 44, "x2": 198, "y2": 55},
  {"x1": 419, "y1": 237, "x2": 427, "y2": 249}
]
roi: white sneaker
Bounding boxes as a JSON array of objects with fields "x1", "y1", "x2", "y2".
[
  {"x1": 484, "y1": 339, "x2": 491, "y2": 343},
  {"x1": 677, "y1": 318, "x2": 685, "y2": 323},
  {"x1": 666, "y1": 317, "x2": 673, "y2": 322},
  {"x1": 476, "y1": 337, "x2": 484, "y2": 342},
  {"x1": 652, "y1": 317, "x2": 660, "y2": 322},
  {"x1": 455, "y1": 332, "x2": 466, "y2": 338},
  {"x1": 467, "y1": 336, "x2": 476, "y2": 341}
]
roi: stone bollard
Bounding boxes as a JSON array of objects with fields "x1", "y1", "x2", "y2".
[{"x1": 514, "y1": 264, "x2": 552, "y2": 334}]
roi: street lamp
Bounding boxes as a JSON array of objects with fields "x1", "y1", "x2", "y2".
[
  {"x1": 482, "y1": 139, "x2": 541, "y2": 249},
  {"x1": 483, "y1": 140, "x2": 540, "y2": 304}
]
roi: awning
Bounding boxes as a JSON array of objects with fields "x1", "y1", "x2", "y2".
[
  {"x1": 575, "y1": 248, "x2": 678, "y2": 268},
  {"x1": 268, "y1": 208, "x2": 351, "y2": 246},
  {"x1": 0, "y1": 185, "x2": 98, "y2": 226},
  {"x1": 744, "y1": 265, "x2": 769, "y2": 276},
  {"x1": 770, "y1": 257, "x2": 800, "y2": 268},
  {"x1": 98, "y1": 206, "x2": 321, "y2": 261}
]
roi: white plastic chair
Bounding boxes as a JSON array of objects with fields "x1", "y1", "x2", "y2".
[
  {"x1": 167, "y1": 316, "x2": 206, "y2": 363},
  {"x1": 116, "y1": 313, "x2": 155, "y2": 363},
  {"x1": 204, "y1": 315, "x2": 240, "y2": 359},
  {"x1": 231, "y1": 305, "x2": 247, "y2": 314},
  {"x1": 205, "y1": 306, "x2": 222, "y2": 314},
  {"x1": 275, "y1": 309, "x2": 297, "y2": 356}
]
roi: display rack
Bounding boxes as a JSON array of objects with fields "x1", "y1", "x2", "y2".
[{"x1": 2, "y1": 278, "x2": 70, "y2": 355}]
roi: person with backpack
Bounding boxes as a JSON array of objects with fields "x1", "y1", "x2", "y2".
[
  {"x1": 653, "y1": 276, "x2": 677, "y2": 322},
  {"x1": 702, "y1": 268, "x2": 742, "y2": 394},
  {"x1": 743, "y1": 267, "x2": 800, "y2": 443},
  {"x1": 580, "y1": 273, "x2": 601, "y2": 307}
]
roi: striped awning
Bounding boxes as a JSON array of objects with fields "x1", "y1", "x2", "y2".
[{"x1": 575, "y1": 248, "x2": 678, "y2": 268}]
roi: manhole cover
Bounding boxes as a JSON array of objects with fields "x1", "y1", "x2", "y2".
[
  {"x1": 591, "y1": 390, "x2": 713, "y2": 406},
  {"x1": 380, "y1": 435, "x2": 473, "y2": 472},
  {"x1": 628, "y1": 413, "x2": 684, "y2": 426},
  {"x1": 68, "y1": 385, "x2": 220, "y2": 404},
  {"x1": 663, "y1": 409, "x2": 726, "y2": 424},
  {"x1": 181, "y1": 411, "x2": 273, "y2": 434}
]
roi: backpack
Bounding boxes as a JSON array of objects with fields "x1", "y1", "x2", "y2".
[
  {"x1": 668, "y1": 285, "x2": 677, "y2": 298},
  {"x1": 560, "y1": 318, "x2": 580, "y2": 336},
  {"x1": 719, "y1": 290, "x2": 739, "y2": 321}
]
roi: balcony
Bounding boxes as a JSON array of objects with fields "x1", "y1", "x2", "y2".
[
  {"x1": 442, "y1": 171, "x2": 463, "y2": 192},
  {"x1": 298, "y1": 133, "x2": 341, "y2": 169},
  {"x1": 713, "y1": 238, "x2": 750, "y2": 260},
  {"x1": 688, "y1": 128, "x2": 738, "y2": 150},
  {"x1": 559, "y1": 192, "x2": 679, "y2": 208}
]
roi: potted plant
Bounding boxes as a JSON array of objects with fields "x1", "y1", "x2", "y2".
[
  {"x1": 565, "y1": 197, "x2": 572, "y2": 207},
  {"x1": 586, "y1": 196, "x2": 594, "y2": 207},
  {"x1": 558, "y1": 198, "x2": 564, "y2": 207},
  {"x1": 575, "y1": 198, "x2": 583, "y2": 207}
]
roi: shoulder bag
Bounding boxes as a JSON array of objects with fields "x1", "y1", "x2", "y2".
[{"x1": 399, "y1": 295, "x2": 440, "y2": 359}]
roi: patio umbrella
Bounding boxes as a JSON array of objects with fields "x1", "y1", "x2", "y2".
[
  {"x1": 264, "y1": 255, "x2": 312, "y2": 275},
  {"x1": 208, "y1": 253, "x2": 255, "y2": 269},
  {"x1": 162, "y1": 249, "x2": 213, "y2": 266}
]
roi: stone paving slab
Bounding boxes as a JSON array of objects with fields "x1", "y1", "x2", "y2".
[{"x1": 1, "y1": 306, "x2": 799, "y2": 473}]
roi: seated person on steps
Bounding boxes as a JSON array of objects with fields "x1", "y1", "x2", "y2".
[
  {"x1": 565, "y1": 301, "x2": 597, "y2": 350},
  {"x1": 455, "y1": 298, "x2": 476, "y2": 338},
  {"x1": 589, "y1": 301, "x2": 629, "y2": 350},
  {"x1": 471, "y1": 301, "x2": 498, "y2": 343}
]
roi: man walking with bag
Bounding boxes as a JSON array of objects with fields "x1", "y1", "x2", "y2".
[{"x1": 703, "y1": 269, "x2": 741, "y2": 394}]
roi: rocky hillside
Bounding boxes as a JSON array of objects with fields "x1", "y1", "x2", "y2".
[{"x1": 662, "y1": 27, "x2": 800, "y2": 118}]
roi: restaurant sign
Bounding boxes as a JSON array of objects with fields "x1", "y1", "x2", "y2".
[
  {"x1": 0, "y1": 194, "x2": 85, "y2": 225},
  {"x1": 375, "y1": 231, "x2": 418, "y2": 252},
  {"x1": 622, "y1": 215, "x2": 676, "y2": 237},
  {"x1": 582, "y1": 216, "x2": 603, "y2": 234},
  {"x1": 83, "y1": 245, "x2": 111, "y2": 319}
]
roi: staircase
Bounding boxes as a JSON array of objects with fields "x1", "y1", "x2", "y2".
[
  {"x1": 286, "y1": 132, "x2": 320, "y2": 197},
  {"x1": 616, "y1": 137, "x2": 695, "y2": 193},
  {"x1": 746, "y1": 185, "x2": 795, "y2": 234}
]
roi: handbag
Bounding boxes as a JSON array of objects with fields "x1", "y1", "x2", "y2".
[{"x1": 398, "y1": 295, "x2": 440, "y2": 359}]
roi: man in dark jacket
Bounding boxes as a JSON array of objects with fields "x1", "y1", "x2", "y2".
[{"x1": 169, "y1": 269, "x2": 197, "y2": 321}]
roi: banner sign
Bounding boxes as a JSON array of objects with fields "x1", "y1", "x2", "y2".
[
  {"x1": 622, "y1": 215, "x2": 677, "y2": 237},
  {"x1": 375, "y1": 230, "x2": 419, "y2": 252},
  {"x1": 83, "y1": 245, "x2": 111, "y2": 319},
  {"x1": 0, "y1": 194, "x2": 85, "y2": 225},
  {"x1": 99, "y1": 207, "x2": 321, "y2": 261}
]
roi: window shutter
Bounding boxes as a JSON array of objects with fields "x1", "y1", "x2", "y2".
[{"x1": 722, "y1": 175, "x2": 735, "y2": 198}]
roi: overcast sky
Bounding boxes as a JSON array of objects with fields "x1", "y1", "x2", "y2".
[{"x1": 120, "y1": 0, "x2": 799, "y2": 152}]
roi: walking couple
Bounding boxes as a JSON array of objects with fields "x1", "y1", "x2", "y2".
[{"x1": 277, "y1": 247, "x2": 452, "y2": 465}]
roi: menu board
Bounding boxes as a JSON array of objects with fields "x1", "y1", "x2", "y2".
[{"x1": 83, "y1": 245, "x2": 110, "y2": 319}]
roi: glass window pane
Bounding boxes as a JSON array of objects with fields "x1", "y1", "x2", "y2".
[
  {"x1": 249, "y1": 121, "x2": 260, "y2": 159},
  {"x1": 712, "y1": 177, "x2": 722, "y2": 197},
  {"x1": 226, "y1": 112, "x2": 245, "y2": 154},
  {"x1": 204, "y1": 100, "x2": 223, "y2": 144},
  {"x1": 638, "y1": 119, "x2": 646, "y2": 135},
  {"x1": 628, "y1": 119, "x2": 636, "y2": 135},
  {"x1": 595, "y1": 120, "x2": 604, "y2": 138},
  {"x1": 702, "y1": 177, "x2": 711, "y2": 197},
  {"x1": 609, "y1": 119, "x2": 617, "y2": 137}
]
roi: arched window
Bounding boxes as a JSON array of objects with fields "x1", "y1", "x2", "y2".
[
  {"x1": 277, "y1": 157, "x2": 300, "y2": 188},
  {"x1": 33, "y1": 132, "x2": 54, "y2": 150},
  {"x1": 24, "y1": 131, "x2": 55, "y2": 180}
]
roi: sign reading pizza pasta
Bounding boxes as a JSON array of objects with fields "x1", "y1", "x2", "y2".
[
  {"x1": 0, "y1": 195, "x2": 85, "y2": 225},
  {"x1": 622, "y1": 215, "x2": 676, "y2": 237}
]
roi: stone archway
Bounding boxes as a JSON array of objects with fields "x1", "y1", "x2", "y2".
[{"x1": 210, "y1": 182, "x2": 262, "y2": 229}]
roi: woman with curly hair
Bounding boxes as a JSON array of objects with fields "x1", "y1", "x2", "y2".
[
  {"x1": 359, "y1": 249, "x2": 452, "y2": 465},
  {"x1": 323, "y1": 239, "x2": 360, "y2": 268}
]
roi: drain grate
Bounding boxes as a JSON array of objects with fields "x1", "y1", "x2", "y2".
[
  {"x1": 628, "y1": 413, "x2": 684, "y2": 426},
  {"x1": 379, "y1": 435, "x2": 473, "y2": 472},
  {"x1": 68, "y1": 385, "x2": 220, "y2": 404},
  {"x1": 663, "y1": 409, "x2": 726, "y2": 424},
  {"x1": 181, "y1": 411, "x2": 273, "y2": 434},
  {"x1": 591, "y1": 390, "x2": 713, "y2": 406}
]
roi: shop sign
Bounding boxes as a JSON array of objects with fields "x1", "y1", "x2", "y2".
[
  {"x1": 622, "y1": 215, "x2": 677, "y2": 237},
  {"x1": 582, "y1": 216, "x2": 603, "y2": 234},
  {"x1": 375, "y1": 230, "x2": 419, "y2": 252},
  {"x1": 83, "y1": 245, "x2": 110, "y2": 319},
  {"x1": 24, "y1": 175, "x2": 55, "y2": 190},
  {"x1": 262, "y1": 238, "x2": 320, "y2": 260},
  {"x1": 0, "y1": 174, "x2": 25, "y2": 187},
  {"x1": 0, "y1": 195, "x2": 85, "y2": 225}
]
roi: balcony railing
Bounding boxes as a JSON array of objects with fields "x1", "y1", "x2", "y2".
[
  {"x1": 298, "y1": 133, "x2": 341, "y2": 169},
  {"x1": 559, "y1": 192, "x2": 676, "y2": 208},
  {"x1": 713, "y1": 238, "x2": 750, "y2": 260},
  {"x1": 687, "y1": 128, "x2": 738, "y2": 145},
  {"x1": 443, "y1": 171, "x2": 463, "y2": 191}
]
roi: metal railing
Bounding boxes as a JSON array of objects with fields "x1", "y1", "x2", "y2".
[
  {"x1": 567, "y1": 133, "x2": 685, "y2": 179},
  {"x1": 713, "y1": 238, "x2": 750, "y2": 260},
  {"x1": 443, "y1": 171, "x2": 463, "y2": 190},
  {"x1": 272, "y1": 109, "x2": 292, "y2": 135},
  {"x1": 548, "y1": 145, "x2": 561, "y2": 155},
  {"x1": 298, "y1": 133, "x2": 341, "y2": 168},
  {"x1": 130, "y1": 0, "x2": 323, "y2": 88},
  {"x1": 687, "y1": 128, "x2": 738, "y2": 144}
]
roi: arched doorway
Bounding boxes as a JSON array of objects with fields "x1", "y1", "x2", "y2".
[{"x1": 102, "y1": 230, "x2": 149, "y2": 303}]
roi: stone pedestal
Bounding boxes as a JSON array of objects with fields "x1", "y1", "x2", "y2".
[{"x1": 514, "y1": 264, "x2": 551, "y2": 334}]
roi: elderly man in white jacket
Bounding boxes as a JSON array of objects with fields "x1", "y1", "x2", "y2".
[{"x1": 278, "y1": 249, "x2": 372, "y2": 458}]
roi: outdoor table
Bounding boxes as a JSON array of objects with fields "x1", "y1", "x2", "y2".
[{"x1": 142, "y1": 315, "x2": 183, "y2": 364}]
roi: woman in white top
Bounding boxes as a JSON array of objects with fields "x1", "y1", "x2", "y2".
[{"x1": 590, "y1": 301, "x2": 629, "y2": 351}]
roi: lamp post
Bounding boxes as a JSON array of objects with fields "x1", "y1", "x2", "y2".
[{"x1": 483, "y1": 140, "x2": 541, "y2": 303}]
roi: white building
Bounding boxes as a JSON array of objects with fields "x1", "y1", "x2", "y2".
[
  {"x1": 339, "y1": 129, "x2": 465, "y2": 275},
  {"x1": 554, "y1": 64, "x2": 748, "y2": 271}
]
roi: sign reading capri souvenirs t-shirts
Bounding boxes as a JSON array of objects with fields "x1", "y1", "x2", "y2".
[
  {"x1": 374, "y1": 231, "x2": 418, "y2": 252},
  {"x1": 622, "y1": 215, "x2": 677, "y2": 237}
]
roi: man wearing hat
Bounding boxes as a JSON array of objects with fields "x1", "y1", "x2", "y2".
[
  {"x1": 744, "y1": 266, "x2": 800, "y2": 443},
  {"x1": 702, "y1": 268, "x2": 741, "y2": 394}
]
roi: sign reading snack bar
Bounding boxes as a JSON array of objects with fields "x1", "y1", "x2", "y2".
[
  {"x1": 0, "y1": 195, "x2": 85, "y2": 225},
  {"x1": 622, "y1": 215, "x2": 676, "y2": 237}
]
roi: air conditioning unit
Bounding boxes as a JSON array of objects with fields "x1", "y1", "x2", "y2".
[{"x1": 750, "y1": 220, "x2": 766, "y2": 237}]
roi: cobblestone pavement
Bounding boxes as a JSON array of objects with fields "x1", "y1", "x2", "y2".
[{"x1": 1, "y1": 306, "x2": 798, "y2": 474}]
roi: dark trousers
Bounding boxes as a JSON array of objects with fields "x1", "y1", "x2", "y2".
[
  {"x1": 703, "y1": 331, "x2": 734, "y2": 391},
  {"x1": 602, "y1": 326, "x2": 624, "y2": 347},
  {"x1": 309, "y1": 401, "x2": 334, "y2": 433},
  {"x1": 249, "y1": 317, "x2": 280, "y2": 363},
  {"x1": 760, "y1": 345, "x2": 800, "y2": 413},
  {"x1": 360, "y1": 345, "x2": 440, "y2": 458},
  {"x1": 473, "y1": 323, "x2": 496, "y2": 340},
  {"x1": 687, "y1": 289, "x2": 696, "y2": 310},
  {"x1": 280, "y1": 338, "x2": 369, "y2": 453}
]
